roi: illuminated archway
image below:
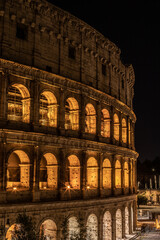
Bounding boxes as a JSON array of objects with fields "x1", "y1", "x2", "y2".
[
  {"x1": 101, "y1": 109, "x2": 110, "y2": 137},
  {"x1": 65, "y1": 97, "x2": 79, "y2": 130},
  {"x1": 68, "y1": 216, "x2": 79, "y2": 240},
  {"x1": 116, "y1": 209, "x2": 122, "y2": 240},
  {"x1": 86, "y1": 214, "x2": 98, "y2": 240},
  {"x1": 85, "y1": 103, "x2": 96, "y2": 134},
  {"x1": 7, "y1": 150, "x2": 30, "y2": 189},
  {"x1": 39, "y1": 153, "x2": 58, "y2": 189},
  {"x1": 122, "y1": 118, "x2": 127, "y2": 143},
  {"x1": 115, "y1": 160, "x2": 121, "y2": 188},
  {"x1": 8, "y1": 84, "x2": 30, "y2": 123},
  {"x1": 103, "y1": 211, "x2": 112, "y2": 240},
  {"x1": 6, "y1": 224, "x2": 20, "y2": 240},
  {"x1": 125, "y1": 207, "x2": 129, "y2": 235},
  {"x1": 39, "y1": 91, "x2": 57, "y2": 127},
  {"x1": 87, "y1": 157, "x2": 98, "y2": 188},
  {"x1": 103, "y1": 159, "x2": 111, "y2": 189},
  {"x1": 40, "y1": 219, "x2": 57, "y2": 240},
  {"x1": 68, "y1": 155, "x2": 80, "y2": 189},
  {"x1": 113, "y1": 114, "x2": 119, "y2": 141},
  {"x1": 124, "y1": 162, "x2": 129, "y2": 188}
]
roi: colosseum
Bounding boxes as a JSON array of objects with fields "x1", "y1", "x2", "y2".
[{"x1": 0, "y1": 0, "x2": 138, "y2": 239}]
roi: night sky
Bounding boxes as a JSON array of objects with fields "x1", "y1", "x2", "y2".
[{"x1": 48, "y1": 0, "x2": 160, "y2": 162}]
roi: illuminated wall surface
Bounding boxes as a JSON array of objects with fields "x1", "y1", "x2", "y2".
[{"x1": 0, "y1": 0, "x2": 138, "y2": 239}]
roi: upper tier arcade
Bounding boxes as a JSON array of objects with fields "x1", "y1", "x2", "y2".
[{"x1": 0, "y1": 0, "x2": 135, "y2": 109}]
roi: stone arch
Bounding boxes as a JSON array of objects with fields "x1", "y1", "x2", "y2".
[
  {"x1": 65, "y1": 97, "x2": 79, "y2": 130},
  {"x1": 125, "y1": 206, "x2": 129, "y2": 235},
  {"x1": 124, "y1": 162, "x2": 129, "y2": 188},
  {"x1": 7, "y1": 83, "x2": 30, "y2": 123},
  {"x1": 85, "y1": 103, "x2": 96, "y2": 134},
  {"x1": 68, "y1": 216, "x2": 80, "y2": 240},
  {"x1": 39, "y1": 91, "x2": 57, "y2": 127},
  {"x1": 115, "y1": 160, "x2": 121, "y2": 188},
  {"x1": 86, "y1": 214, "x2": 98, "y2": 240},
  {"x1": 40, "y1": 219, "x2": 57, "y2": 240},
  {"x1": 6, "y1": 223, "x2": 20, "y2": 240},
  {"x1": 39, "y1": 153, "x2": 58, "y2": 189},
  {"x1": 122, "y1": 118, "x2": 127, "y2": 143},
  {"x1": 116, "y1": 209, "x2": 122, "y2": 240},
  {"x1": 101, "y1": 109, "x2": 110, "y2": 137},
  {"x1": 67, "y1": 155, "x2": 80, "y2": 189},
  {"x1": 103, "y1": 211, "x2": 112, "y2": 240},
  {"x1": 87, "y1": 157, "x2": 98, "y2": 188},
  {"x1": 7, "y1": 150, "x2": 30, "y2": 189},
  {"x1": 103, "y1": 159, "x2": 111, "y2": 189},
  {"x1": 113, "y1": 113, "x2": 119, "y2": 141}
]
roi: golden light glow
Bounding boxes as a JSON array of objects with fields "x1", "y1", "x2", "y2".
[
  {"x1": 87, "y1": 185, "x2": 90, "y2": 189},
  {"x1": 85, "y1": 103, "x2": 96, "y2": 134},
  {"x1": 122, "y1": 118, "x2": 127, "y2": 143},
  {"x1": 67, "y1": 185, "x2": 71, "y2": 189},
  {"x1": 103, "y1": 159, "x2": 111, "y2": 189},
  {"x1": 115, "y1": 160, "x2": 121, "y2": 188},
  {"x1": 113, "y1": 113, "x2": 119, "y2": 141},
  {"x1": 65, "y1": 97, "x2": 79, "y2": 130},
  {"x1": 101, "y1": 109, "x2": 110, "y2": 137}
]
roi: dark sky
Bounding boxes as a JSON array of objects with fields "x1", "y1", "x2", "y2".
[{"x1": 48, "y1": 0, "x2": 160, "y2": 162}]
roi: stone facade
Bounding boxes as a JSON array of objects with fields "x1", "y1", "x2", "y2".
[{"x1": 0, "y1": 0, "x2": 138, "y2": 239}]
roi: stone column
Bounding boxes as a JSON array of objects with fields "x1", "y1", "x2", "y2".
[
  {"x1": 33, "y1": 80, "x2": 39, "y2": 126},
  {"x1": 59, "y1": 148, "x2": 66, "y2": 200},
  {"x1": 122, "y1": 206, "x2": 125, "y2": 238},
  {"x1": 96, "y1": 102, "x2": 101, "y2": 141},
  {"x1": 119, "y1": 112, "x2": 122, "y2": 146},
  {"x1": 129, "y1": 203, "x2": 132, "y2": 234},
  {"x1": 99, "y1": 152, "x2": 103, "y2": 197},
  {"x1": 121, "y1": 158, "x2": 125, "y2": 195},
  {"x1": 32, "y1": 145, "x2": 40, "y2": 202},
  {"x1": 58, "y1": 88, "x2": 65, "y2": 135},
  {"x1": 111, "y1": 155, "x2": 116, "y2": 196},
  {"x1": 19, "y1": 163, "x2": 31, "y2": 188},
  {"x1": 0, "y1": 71, "x2": 8, "y2": 121},
  {"x1": 47, "y1": 165, "x2": 58, "y2": 189},
  {"x1": 110, "y1": 106, "x2": 114, "y2": 144},
  {"x1": 129, "y1": 159, "x2": 133, "y2": 194},
  {"x1": 79, "y1": 95, "x2": 86, "y2": 137},
  {"x1": 112, "y1": 210, "x2": 116, "y2": 240},
  {"x1": 81, "y1": 150, "x2": 87, "y2": 199}
]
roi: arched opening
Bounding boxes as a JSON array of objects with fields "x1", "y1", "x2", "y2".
[
  {"x1": 124, "y1": 162, "x2": 129, "y2": 188},
  {"x1": 101, "y1": 109, "x2": 110, "y2": 137},
  {"x1": 39, "y1": 153, "x2": 58, "y2": 190},
  {"x1": 85, "y1": 103, "x2": 96, "y2": 134},
  {"x1": 103, "y1": 211, "x2": 112, "y2": 240},
  {"x1": 125, "y1": 207, "x2": 129, "y2": 235},
  {"x1": 67, "y1": 155, "x2": 80, "y2": 189},
  {"x1": 7, "y1": 150, "x2": 30, "y2": 190},
  {"x1": 6, "y1": 224, "x2": 20, "y2": 240},
  {"x1": 39, "y1": 91, "x2": 57, "y2": 127},
  {"x1": 113, "y1": 114, "x2": 119, "y2": 141},
  {"x1": 8, "y1": 84, "x2": 30, "y2": 123},
  {"x1": 116, "y1": 209, "x2": 122, "y2": 240},
  {"x1": 68, "y1": 216, "x2": 79, "y2": 240},
  {"x1": 115, "y1": 160, "x2": 121, "y2": 188},
  {"x1": 103, "y1": 159, "x2": 111, "y2": 189},
  {"x1": 86, "y1": 214, "x2": 98, "y2": 240},
  {"x1": 122, "y1": 118, "x2": 127, "y2": 143},
  {"x1": 87, "y1": 157, "x2": 98, "y2": 188},
  {"x1": 65, "y1": 97, "x2": 79, "y2": 130},
  {"x1": 40, "y1": 219, "x2": 57, "y2": 240}
]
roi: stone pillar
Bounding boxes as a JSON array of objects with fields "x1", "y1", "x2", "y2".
[
  {"x1": 99, "y1": 152, "x2": 103, "y2": 197},
  {"x1": 79, "y1": 95, "x2": 86, "y2": 136},
  {"x1": 119, "y1": 112, "x2": 122, "y2": 146},
  {"x1": 129, "y1": 159, "x2": 133, "y2": 194},
  {"x1": 32, "y1": 145, "x2": 40, "y2": 202},
  {"x1": 129, "y1": 204, "x2": 132, "y2": 234},
  {"x1": 127, "y1": 116, "x2": 130, "y2": 148},
  {"x1": 121, "y1": 158, "x2": 125, "y2": 195},
  {"x1": 47, "y1": 165, "x2": 58, "y2": 189},
  {"x1": 133, "y1": 200, "x2": 137, "y2": 231},
  {"x1": 0, "y1": 71, "x2": 8, "y2": 121},
  {"x1": 122, "y1": 206, "x2": 125, "y2": 238},
  {"x1": 58, "y1": 88, "x2": 65, "y2": 135},
  {"x1": 110, "y1": 106, "x2": 114, "y2": 144},
  {"x1": 33, "y1": 80, "x2": 39, "y2": 126},
  {"x1": 59, "y1": 148, "x2": 66, "y2": 199},
  {"x1": 112, "y1": 210, "x2": 116, "y2": 240},
  {"x1": 96, "y1": 102, "x2": 101, "y2": 140},
  {"x1": 111, "y1": 155, "x2": 115, "y2": 196},
  {"x1": 81, "y1": 150, "x2": 87, "y2": 199}
]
